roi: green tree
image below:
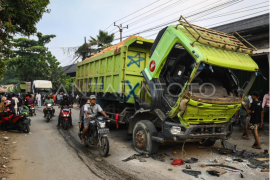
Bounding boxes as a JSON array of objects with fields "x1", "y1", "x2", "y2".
[
  {"x1": 72, "y1": 30, "x2": 115, "y2": 61},
  {"x1": 7, "y1": 34, "x2": 67, "y2": 90},
  {"x1": 64, "y1": 76, "x2": 76, "y2": 92},
  {"x1": 89, "y1": 30, "x2": 115, "y2": 52},
  {"x1": 0, "y1": 0, "x2": 50, "y2": 79},
  {"x1": 0, "y1": 68, "x2": 21, "y2": 84}
]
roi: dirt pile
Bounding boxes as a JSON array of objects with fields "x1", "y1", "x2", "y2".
[{"x1": 87, "y1": 35, "x2": 152, "y2": 59}]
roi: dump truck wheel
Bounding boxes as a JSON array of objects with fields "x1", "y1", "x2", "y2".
[{"x1": 133, "y1": 120, "x2": 159, "y2": 155}]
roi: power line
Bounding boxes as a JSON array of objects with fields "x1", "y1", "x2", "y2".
[
  {"x1": 104, "y1": 0, "x2": 160, "y2": 32},
  {"x1": 120, "y1": 0, "x2": 175, "y2": 25},
  {"x1": 118, "y1": 0, "x2": 243, "y2": 38}
]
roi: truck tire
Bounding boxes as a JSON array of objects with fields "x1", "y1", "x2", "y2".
[
  {"x1": 200, "y1": 138, "x2": 216, "y2": 146},
  {"x1": 133, "y1": 120, "x2": 159, "y2": 155}
]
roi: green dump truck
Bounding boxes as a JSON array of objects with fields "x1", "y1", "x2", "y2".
[{"x1": 76, "y1": 16, "x2": 261, "y2": 154}]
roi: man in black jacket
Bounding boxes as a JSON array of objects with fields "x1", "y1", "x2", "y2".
[{"x1": 57, "y1": 94, "x2": 72, "y2": 127}]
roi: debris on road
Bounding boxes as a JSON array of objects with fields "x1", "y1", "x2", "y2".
[
  {"x1": 122, "y1": 154, "x2": 146, "y2": 162},
  {"x1": 185, "y1": 165, "x2": 191, "y2": 169},
  {"x1": 185, "y1": 157, "x2": 198, "y2": 163},
  {"x1": 171, "y1": 159, "x2": 185, "y2": 166},
  {"x1": 168, "y1": 168, "x2": 173, "y2": 171},
  {"x1": 150, "y1": 154, "x2": 165, "y2": 162},
  {"x1": 2, "y1": 137, "x2": 9, "y2": 141},
  {"x1": 197, "y1": 146, "x2": 205, "y2": 149},
  {"x1": 182, "y1": 169, "x2": 201, "y2": 178},
  {"x1": 164, "y1": 152, "x2": 173, "y2": 157},
  {"x1": 201, "y1": 163, "x2": 243, "y2": 172},
  {"x1": 207, "y1": 168, "x2": 227, "y2": 177}
]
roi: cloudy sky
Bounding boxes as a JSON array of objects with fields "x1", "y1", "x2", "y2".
[{"x1": 33, "y1": 0, "x2": 269, "y2": 66}]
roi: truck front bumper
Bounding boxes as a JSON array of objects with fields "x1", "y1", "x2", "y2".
[{"x1": 152, "y1": 121, "x2": 233, "y2": 143}]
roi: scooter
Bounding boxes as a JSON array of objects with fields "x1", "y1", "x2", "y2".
[
  {"x1": 59, "y1": 105, "x2": 72, "y2": 130},
  {"x1": 0, "y1": 107, "x2": 31, "y2": 133},
  {"x1": 45, "y1": 103, "x2": 53, "y2": 123},
  {"x1": 20, "y1": 106, "x2": 29, "y2": 117},
  {"x1": 27, "y1": 104, "x2": 36, "y2": 116},
  {"x1": 79, "y1": 116, "x2": 110, "y2": 157}
]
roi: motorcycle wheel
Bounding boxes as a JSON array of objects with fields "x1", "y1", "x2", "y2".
[
  {"x1": 99, "y1": 136, "x2": 109, "y2": 157},
  {"x1": 64, "y1": 120, "x2": 68, "y2": 130},
  {"x1": 23, "y1": 125, "x2": 30, "y2": 133},
  {"x1": 46, "y1": 114, "x2": 50, "y2": 123}
]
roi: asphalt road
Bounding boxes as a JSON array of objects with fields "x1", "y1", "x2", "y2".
[{"x1": 7, "y1": 106, "x2": 270, "y2": 180}]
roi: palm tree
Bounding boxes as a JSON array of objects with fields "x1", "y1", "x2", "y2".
[{"x1": 89, "y1": 30, "x2": 115, "y2": 52}]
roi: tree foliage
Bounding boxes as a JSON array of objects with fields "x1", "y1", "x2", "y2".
[
  {"x1": 64, "y1": 76, "x2": 76, "y2": 92},
  {"x1": 7, "y1": 34, "x2": 67, "y2": 90},
  {"x1": 0, "y1": 0, "x2": 50, "y2": 78},
  {"x1": 0, "y1": 68, "x2": 21, "y2": 84},
  {"x1": 74, "y1": 30, "x2": 115, "y2": 61}
]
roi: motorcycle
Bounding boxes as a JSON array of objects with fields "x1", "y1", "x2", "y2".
[
  {"x1": 45, "y1": 103, "x2": 53, "y2": 123},
  {"x1": 0, "y1": 107, "x2": 31, "y2": 133},
  {"x1": 79, "y1": 116, "x2": 110, "y2": 157},
  {"x1": 27, "y1": 104, "x2": 36, "y2": 116},
  {"x1": 59, "y1": 105, "x2": 72, "y2": 130},
  {"x1": 20, "y1": 106, "x2": 29, "y2": 117}
]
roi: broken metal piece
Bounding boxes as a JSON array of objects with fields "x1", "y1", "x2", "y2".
[
  {"x1": 222, "y1": 140, "x2": 237, "y2": 153},
  {"x1": 201, "y1": 163, "x2": 243, "y2": 172},
  {"x1": 182, "y1": 169, "x2": 201, "y2": 178},
  {"x1": 185, "y1": 157, "x2": 198, "y2": 163}
]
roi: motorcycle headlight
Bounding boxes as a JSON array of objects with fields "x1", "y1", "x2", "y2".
[
  {"x1": 98, "y1": 122, "x2": 106, "y2": 128},
  {"x1": 170, "y1": 126, "x2": 181, "y2": 135},
  {"x1": 47, "y1": 104, "x2": 52, "y2": 107}
]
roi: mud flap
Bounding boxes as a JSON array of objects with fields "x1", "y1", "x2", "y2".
[{"x1": 177, "y1": 113, "x2": 190, "y2": 129}]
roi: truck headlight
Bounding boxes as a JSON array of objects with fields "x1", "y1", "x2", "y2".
[{"x1": 170, "y1": 126, "x2": 181, "y2": 135}]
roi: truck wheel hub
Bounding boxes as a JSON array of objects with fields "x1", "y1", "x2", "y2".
[{"x1": 136, "y1": 130, "x2": 146, "y2": 149}]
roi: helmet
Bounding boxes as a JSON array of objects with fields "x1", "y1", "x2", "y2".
[
  {"x1": 4, "y1": 100, "x2": 11, "y2": 108},
  {"x1": 63, "y1": 94, "x2": 68, "y2": 100}
]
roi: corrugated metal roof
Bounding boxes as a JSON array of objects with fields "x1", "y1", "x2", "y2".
[{"x1": 62, "y1": 64, "x2": 77, "y2": 74}]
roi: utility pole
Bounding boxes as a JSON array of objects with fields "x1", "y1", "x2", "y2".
[{"x1": 114, "y1": 22, "x2": 128, "y2": 42}]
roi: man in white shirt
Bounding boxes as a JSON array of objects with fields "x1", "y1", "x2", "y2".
[
  {"x1": 81, "y1": 95, "x2": 109, "y2": 144},
  {"x1": 36, "y1": 92, "x2": 41, "y2": 107},
  {"x1": 12, "y1": 93, "x2": 19, "y2": 114}
]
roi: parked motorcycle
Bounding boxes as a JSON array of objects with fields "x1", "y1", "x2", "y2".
[
  {"x1": 0, "y1": 106, "x2": 31, "y2": 133},
  {"x1": 79, "y1": 116, "x2": 110, "y2": 157},
  {"x1": 45, "y1": 103, "x2": 53, "y2": 123},
  {"x1": 27, "y1": 104, "x2": 36, "y2": 116},
  {"x1": 20, "y1": 105, "x2": 29, "y2": 117},
  {"x1": 59, "y1": 105, "x2": 72, "y2": 130}
]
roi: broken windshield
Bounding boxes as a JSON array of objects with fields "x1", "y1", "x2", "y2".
[{"x1": 188, "y1": 63, "x2": 256, "y2": 102}]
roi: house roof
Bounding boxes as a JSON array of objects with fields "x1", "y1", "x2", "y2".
[{"x1": 62, "y1": 64, "x2": 77, "y2": 74}]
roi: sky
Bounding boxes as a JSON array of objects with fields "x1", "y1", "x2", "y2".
[{"x1": 32, "y1": 0, "x2": 269, "y2": 67}]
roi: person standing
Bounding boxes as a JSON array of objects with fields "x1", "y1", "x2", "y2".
[
  {"x1": 239, "y1": 94, "x2": 250, "y2": 140},
  {"x1": 12, "y1": 93, "x2": 19, "y2": 115},
  {"x1": 69, "y1": 93, "x2": 74, "y2": 105},
  {"x1": 56, "y1": 93, "x2": 60, "y2": 105},
  {"x1": 36, "y1": 92, "x2": 41, "y2": 108},
  {"x1": 17, "y1": 94, "x2": 22, "y2": 114},
  {"x1": 52, "y1": 93, "x2": 56, "y2": 102},
  {"x1": 248, "y1": 91, "x2": 263, "y2": 149},
  {"x1": 262, "y1": 90, "x2": 269, "y2": 121},
  {"x1": 76, "y1": 94, "x2": 80, "y2": 107}
]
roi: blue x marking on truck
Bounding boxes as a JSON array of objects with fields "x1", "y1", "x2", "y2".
[
  {"x1": 127, "y1": 53, "x2": 145, "y2": 67},
  {"x1": 126, "y1": 80, "x2": 140, "y2": 102}
]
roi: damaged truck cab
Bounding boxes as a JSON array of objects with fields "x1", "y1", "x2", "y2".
[{"x1": 133, "y1": 16, "x2": 258, "y2": 154}]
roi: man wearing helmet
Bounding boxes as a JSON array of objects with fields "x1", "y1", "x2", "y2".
[
  {"x1": 81, "y1": 95, "x2": 109, "y2": 144},
  {"x1": 57, "y1": 94, "x2": 72, "y2": 127}
]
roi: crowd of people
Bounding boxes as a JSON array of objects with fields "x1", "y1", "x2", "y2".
[{"x1": 235, "y1": 90, "x2": 269, "y2": 149}]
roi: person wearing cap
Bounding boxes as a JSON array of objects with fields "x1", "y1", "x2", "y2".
[
  {"x1": 81, "y1": 95, "x2": 109, "y2": 144},
  {"x1": 57, "y1": 94, "x2": 72, "y2": 127}
]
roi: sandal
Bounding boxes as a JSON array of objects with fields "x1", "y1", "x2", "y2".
[
  {"x1": 252, "y1": 145, "x2": 262, "y2": 149},
  {"x1": 252, "y1": 143, "x2": 257, "y2": 148},
  {"x1": 81, "y1": 139, "x2": 85, "y2": 144}
]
